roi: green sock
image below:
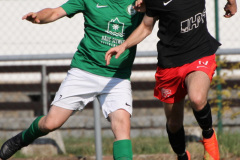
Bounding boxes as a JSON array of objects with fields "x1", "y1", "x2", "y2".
[
  {"x1": 113, "y1": 139, "x2": 133, "y2": 160},
  {"x1": 22, "y1": 116, "x2": 48, "y2": 144}
]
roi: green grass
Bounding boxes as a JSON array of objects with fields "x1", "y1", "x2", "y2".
[
  {"x1": 63, "y1": 137, "x2": 170, "y2": 156},
  {"x1": 64, "y1": 137, "x2": 96, "y2": 156},
  {"x1": 218, "y1": 132, "x2": 240, "y2": 157},
  {"x1": 132, "y1": 136, "x2": 171, "y2": 154},
  {"x1": 0, "y1": 132, "x2": 239, "y2": 158},
  {"x1": 64, "y1": 136, "x2": 172, "y2": 156},
  {"x1": 64, "y1": 133, "x2": 240, "y2": 158}
]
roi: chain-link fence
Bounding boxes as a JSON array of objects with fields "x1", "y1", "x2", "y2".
[
  {"x1": 0, "y1": 0, "x2": 240, "y2": 157},
  {"x1": 1, "y1": 0, "x2": 239, "y2": 56}
]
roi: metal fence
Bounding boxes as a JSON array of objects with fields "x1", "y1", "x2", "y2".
[{"x1": 0, "y1": 0, "x2": 239, "y2": 57}]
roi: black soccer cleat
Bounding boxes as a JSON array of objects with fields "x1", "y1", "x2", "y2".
[{"x1": 0, "y1": 132, "x2": 28, "y2": 160}]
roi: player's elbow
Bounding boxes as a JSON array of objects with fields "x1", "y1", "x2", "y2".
[{"x1": 141, "y1": 23, "x2": 153, "y2": 36}]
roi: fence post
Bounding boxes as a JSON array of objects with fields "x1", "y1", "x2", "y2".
[
  {"x1": 215, "y1": 0, "x2": 223, "y2": 135},
  {"x1": 93, "y1": 99, "x2": 102, "y2": 160},
  {"x1": 41, "y1": 65, "x2": 48, "y2": 115}
]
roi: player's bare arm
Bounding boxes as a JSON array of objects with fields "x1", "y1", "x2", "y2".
[
  {"x1": 105, "y1": 15, "x2": 157, "y2": 65},
  {"x1": 22, "y1": 7, "x2": 67, "y2": 24},
  {"x1": 224, "y1": 0, "x2": 237, "y2": 18}
]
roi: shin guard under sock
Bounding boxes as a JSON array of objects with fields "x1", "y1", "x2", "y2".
[
  {"x1": 166, "y1": 125, "x2": 186, "y2": 155},
  {"x1": 113, "y1": 139, "x2": 133, "y2": 160},
  {"x1": 22, "y1": 116, "x2": 48, "y2": 144},
  {"x1": 193, "y1": 102, "x2": 213, "y2": 138}
]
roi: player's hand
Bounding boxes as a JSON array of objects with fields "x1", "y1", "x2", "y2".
[
  {"x1": 133, "y1": 0, "x2": 146, "y2": 12},
  {"x1": 105, "y1": 45, "x2": 126, "y2": 66},
  {"x1": 22, "y1": 12, "x2": 40, "y2": 23},
  {"x1": 224, "y1": 0, "x2": 237, "y2": 18}
]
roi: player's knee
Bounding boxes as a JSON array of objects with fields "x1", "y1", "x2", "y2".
[
  {"x1": 189, "y1": 94, "x2": 207, "y2": 111},
  {"x1": 111, "y1": 119, "x2": 130, "y2": 140},
  {"x1": 42, "y1": 121, "x2": 61, "y2": 132},
  {"x1": 109, "y1": 109, "x2": 130, "y2": 128},
  {"x1": 109, "y1": 109, "x2": 131, "y2": 139},
  {"x1": 112, "y1": 119, "x2": 129, "y2": 131}
]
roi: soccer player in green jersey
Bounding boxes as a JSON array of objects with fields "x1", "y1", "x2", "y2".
[{"x1": 0, "y1": 0, "x2": 144, "y2": 160}]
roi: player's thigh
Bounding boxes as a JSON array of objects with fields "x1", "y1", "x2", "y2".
[
  {"x1": 184, "y1": 54, "x2": 216, "y2": 108},
  {"x1": 98, "y1": 78, "x2": 132, "y2": 140},
  {"x1": 185, "y1": 71, "x2": 210, "y2": 106},
  {"x1": 39, "y1": 105, "x2": 73, "y2": 131}
]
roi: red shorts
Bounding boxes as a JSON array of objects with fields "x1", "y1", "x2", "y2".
[{"x1": 154, "y1": 54, "x2": 217, "y2": 103}]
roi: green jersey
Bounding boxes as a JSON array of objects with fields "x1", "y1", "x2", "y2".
[{"x1": 61, "y1": 0, "x2": 143, "y2": 79}]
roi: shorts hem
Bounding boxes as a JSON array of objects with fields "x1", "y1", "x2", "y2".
[
  {"x1": 51, "y1": 102, "x2": 80, "y2": 111},
  {"x1": 154, "y1": 95, "x2": 185, "y2": 104},
  {"x1": 106, "y1": 107, "x2": 132, "y2": 119}
]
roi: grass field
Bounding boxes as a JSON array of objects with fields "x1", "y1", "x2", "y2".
[
  {"x1": 1, "y1": 132, "x2": 240, "y2": 159},
  {"x1": 64, "y1": 136, "x2": 172, "y2": 157},
  {"x1": 63, "y1": 132, "x2": 240, "y2": 158}
]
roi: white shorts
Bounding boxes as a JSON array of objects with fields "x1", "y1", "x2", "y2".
[{"x1": 51, "y1": 68, "x2": 132, "y2": 118}]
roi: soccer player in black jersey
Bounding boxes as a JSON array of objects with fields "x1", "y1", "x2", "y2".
[{"x1": 106, "y1": 0, "x2": 237, "y2": 159}]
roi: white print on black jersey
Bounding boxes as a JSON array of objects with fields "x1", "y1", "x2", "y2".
[{"x1": 181, "y1": 9, "x2": 206, "y2": 33}]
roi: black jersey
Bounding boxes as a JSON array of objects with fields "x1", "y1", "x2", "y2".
[{"x1": 145, "y1": 0, "x2": 221, "y2": 68}]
